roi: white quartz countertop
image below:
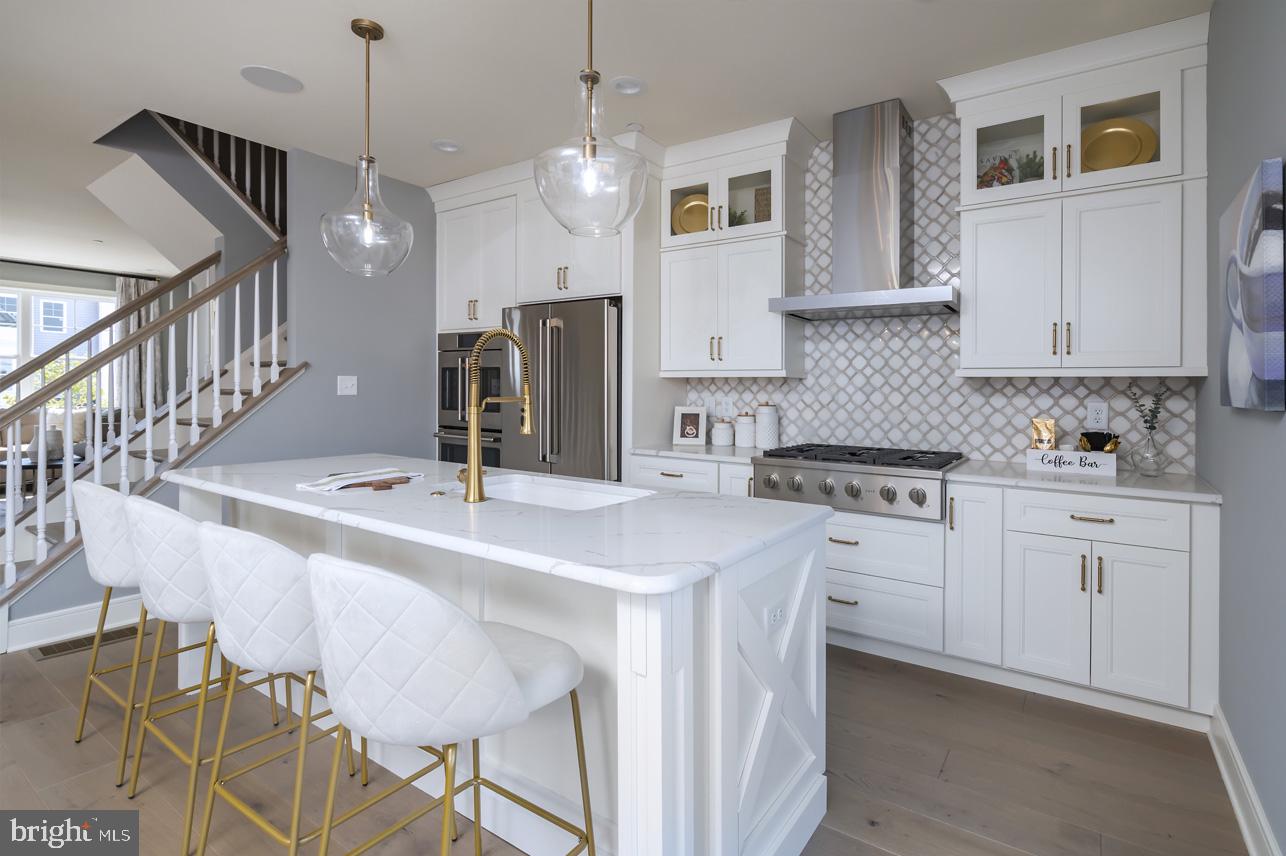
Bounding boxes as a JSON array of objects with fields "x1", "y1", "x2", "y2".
[
  {"x1": 631, "y1": 444, "x2": 766, "y2": 465},
  {"x1": 947, "y1": 460, "x2": 1222, "y2": 504},
  {"x1": 163, "y1": 453, "x2": 830, "y2": 595}
]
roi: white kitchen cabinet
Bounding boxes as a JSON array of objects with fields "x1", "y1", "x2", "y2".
[
  {"x1": 661, "y1": 157, "x2": 785, "y2": 249},
  {"x1": 944, "y1": 484, "x2": 1004, "y2": 666},
  {"x1": 518, "y1": 187, "x2": 620, "y2": 304},
  {"x1": 826, "y1": 571, "x2": 944, "y2": 653},
  {"x1": 1003, "y1": 531, "x2": 1091, "y2": 684},
  {"x1": 1061, "y1": 184, "x2": 1182, "y2": 368},
  {"x1": 626, "y1": 453, "x2": 756, "y2": 498},
  {"x1": 1090, "y1": 542, "x2": 1190, "y2": 707},
  {"x1": 436, "y1": 195, "x2": 516, "y2": 332},
  {"x1": 960, "y1": 98, "x2": 1063, "y2": 206},
  {"x1": 717, "y1": 463, "x2": 754, "y2": 497},
  {"x1": 660, "y1": 236, "x2": 803, "y2": 377},
  {"x1": 959, "y1": 200, "x2": 1062, "y2": 370}
]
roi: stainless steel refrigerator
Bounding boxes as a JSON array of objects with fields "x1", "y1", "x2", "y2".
[{"x1": 500, "y1": 298, "x2": 621, "y2": 481}]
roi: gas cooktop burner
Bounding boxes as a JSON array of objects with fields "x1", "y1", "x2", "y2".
[{"x1": 763, "y1": 444, "x2": 964, "y2": 471}]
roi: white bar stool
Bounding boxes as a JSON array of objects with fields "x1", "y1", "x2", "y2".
[
  {"x1": 308, "y1": 554, "x2": 596, "y2": 856},
  {"x1": 70, "y1": 482, "x2": 149, "y2": 785}
]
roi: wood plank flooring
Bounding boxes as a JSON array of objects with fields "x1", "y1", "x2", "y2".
[{"x1": 0, "y1": 626, "x2": 1245, "y2": 855}]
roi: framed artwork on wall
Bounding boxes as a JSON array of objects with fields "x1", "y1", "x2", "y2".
[{"x1": 1220, "y1": 158, "x2": 1284, "y2": 411}]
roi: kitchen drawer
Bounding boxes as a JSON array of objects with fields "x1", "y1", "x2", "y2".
[
  {"x1": 825, "y1": 512, "x2": 945, "y2": 587},
  {"x1": 628, "y1": 455, "x2": 719, "y2": 493},
  {"x1": 826, "y1": 571, "x2": 944, "y2": 652},
  {"x1": 1004, "y1": 489, "x2": 1189, "y2": 551},
  {"x1": 718, "y1": 463, "x2": 754, "y2": 497}
]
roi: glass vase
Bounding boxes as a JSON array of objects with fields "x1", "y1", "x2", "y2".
[{"x1": 1129, "y1": 430, "x2": 1169, "y2": 477}]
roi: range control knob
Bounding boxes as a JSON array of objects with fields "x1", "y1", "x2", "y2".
[
  {"x1": 844, "y1": 481, "x2": 862, "y2": 499},
  {"x1": 761, "y1": 473, "x2": 780, "y2": 489},
  {"x1": 818, "y1": 479, "x2": 835, "y2": 496},
  {"x1": 908, "y1": 487, "x2": 928, "y2": 506},
  {"x1": 879, "y1": 484, "x2": 898, "y2": 504},
  {"x1": 786, "y1": 475, "x2": 804, "y2": 492}
]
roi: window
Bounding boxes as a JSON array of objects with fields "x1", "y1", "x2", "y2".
[
  {"x1": 39, "y1": 299, "x2": 67, "y2": 333},
  {"x1": 0, "y1": 358, "x2": 13, "y2": 376},
  {"x1": 0, "y1": 295, "x2": 16, "y2": 327}
]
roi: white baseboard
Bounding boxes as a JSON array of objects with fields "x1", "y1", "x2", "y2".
[
  {"x1": 1210, "y1": 704, "x2": 1282, "y2": 856},
  {"x1": 5, "y1": 592, "x2": 141, "y2": 653}
]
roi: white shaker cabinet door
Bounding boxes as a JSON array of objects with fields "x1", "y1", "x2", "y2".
[
  {"x1": 1090, "y1": 542, "x2": 1190, "y2": 707},
  {"x1": 960, "y1": 199, "x2": 1063, "y2": 370},
  {"x1": 517, "y1": 191, "x2": 567, "y2": 304},
  {"x1": 1003, "y1": 531, "x2": 1091, "y2": 684},
  {"x1": 944, "y1": 484, "x2": 1004, "y2": 666},
  {"x1": 438, "y1": 196, "x2": 516, "y2": 332},
  {"x1": 718, "y1": 236, "x2": 784, "y2": 372},
  {"x1": 1061, "y1": 184, "x2": 1182, "y2": 369},
  {"x1": 660, "y1": 245, "x2": 719, "y2": 372},
  {"x1": 475, "y1": 196, "x2": 517, "y2": 330}
]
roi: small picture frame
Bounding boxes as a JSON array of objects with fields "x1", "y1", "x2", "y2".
[{"x1": 672, "y1": 406, "x2": 707, "y2": 445}]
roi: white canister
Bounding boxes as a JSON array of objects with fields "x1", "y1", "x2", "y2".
[
  {"x1": 734, "y1": 413, "x2": 756, "y2": 448},
  {"x1": 709, "y1": 419, "x2": 734, "y2": 447},
  {"x1": 754, "y1": 403, "x2": 779, "y2": 449}
]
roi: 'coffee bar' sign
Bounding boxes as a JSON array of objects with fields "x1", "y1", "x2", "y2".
[{"x1": 1026, "y1": 449, "x2": 1118, "y2": 477}]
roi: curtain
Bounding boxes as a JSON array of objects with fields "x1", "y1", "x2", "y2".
[{"x1": 114, "y1": 276, "x2": 163, "y2": 422}]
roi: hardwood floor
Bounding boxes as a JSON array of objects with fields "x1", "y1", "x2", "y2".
[{"x1": 0, "y1": 628, "x2": 1245, "y2": 855}]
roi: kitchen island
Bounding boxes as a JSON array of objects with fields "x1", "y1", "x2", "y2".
[{"x1": 161, "y1": 453, "x2": 830, "y2": 856}]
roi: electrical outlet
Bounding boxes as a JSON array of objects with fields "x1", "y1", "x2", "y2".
[
  {"x1": 1085, "y1": 399, "x2": 1108, "y2": 430},
  {"x1": 763, "y1": 599, "x2": 787, "y2": 630},
  {"x1": 337, "y1": 375, "x2": 358, "y2": 396}
]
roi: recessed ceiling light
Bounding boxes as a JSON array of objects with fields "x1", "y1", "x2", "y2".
[
  {"x1": 610, "y1": 75, "x2": 647, "y2": 96},
  {"x1": 624, "y1": 122, "x2": 644, "y2": 133},
  {"x1": 432, "y1": 139, "x2": 462, "y2": 153},
  {"x1": 240, "y1": 65, "x2": 305, "y2": 94},
  {"x1": 91, "y1": 239, "x2": 104, "y2": 244}
]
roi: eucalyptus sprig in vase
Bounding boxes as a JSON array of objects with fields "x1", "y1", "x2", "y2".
[{"x1": 1125, "y1": 382, "x2": 1171, "y2": 477}]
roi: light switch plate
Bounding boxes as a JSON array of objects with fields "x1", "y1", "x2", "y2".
[
  {"x1": 1085, "y1": 399, "x2": 1108, "y2": 430},
  {"x1": 337, "y1": 375, "x2": 358, "y2": 396}
]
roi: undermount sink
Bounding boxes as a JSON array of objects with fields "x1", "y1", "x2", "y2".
[{"x1": 459, "y1": 474, "x2": 654, "y2": 510}]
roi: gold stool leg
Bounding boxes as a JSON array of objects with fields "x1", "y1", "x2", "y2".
[
  {"x1": 196, "y1": 664, "x2": 239, "y2": 856},
  {"x1": 570, "y1": 689, "x2": 596, "y2": 856},
  {"x1": 267, "y1": 674, "x2": 280, "y2": 726},
  {"x1": 360, "y1": 736, "x2": 368, "y2": 786},
  {"x1": 74, "y1": 587, "x2": 112, "y2": 743},
  {"x1": 345, "y1": 729, "x2": 357, "y2": 778},
  {"x1": 124, "y1": 617, "x2": 164, "y2": 792},
  {"x1": 284, "y1": 676, "x2": 294, "y2": 732},
  {"x1": 472, "y1": 739, "x2": 483, "y2": 856},
  {"x1": 317, "y1": 723, "x2": 347, "y2": 856},
  {"x1": 440, "y1": 744, "x2": 457, "y2": 856},
  {"x1": 179, "y1": 623, "x2": 217, "y2": 855},
  {"x1": 116, "y1": 608, "x2": 153, "y2": 787},
  {"x1": 285, "y1": 671, "x2": 316, "y2": 856}
]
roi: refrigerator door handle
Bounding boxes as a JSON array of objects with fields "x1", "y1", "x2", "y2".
[
  {"x1": 457, "y1": 356, "x2": 466, "y2": 423},
  {"x1": 547, "y1": 316, "x2": 564, "y2": 463},
  {"x1": 538, "y1": 317, "x2": 549, "y2": 463}
]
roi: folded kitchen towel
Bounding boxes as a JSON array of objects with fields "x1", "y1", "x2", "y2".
[{"x1": 297, "y1": 468, "x2": 424, "y2": 493}]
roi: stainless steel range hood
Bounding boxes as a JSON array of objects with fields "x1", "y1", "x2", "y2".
[{"x1": 769, "y1": 98, "x2": 958, "y2": 321}]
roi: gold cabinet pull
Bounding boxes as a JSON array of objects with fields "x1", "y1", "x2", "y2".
[
  {"x1": 1065, "y1": 322, "x2": 1072, "y2": 355},
  {"x1": 827, "y1": 595, "x2": 860, "y2": 607},
  {"x1": 717, "y1": 336, "x2": 723, "y2": 361},
  {"x1": 708, "y1": 207, "x2": 714, "y2": 232},
  {"x1": 709, "y1": 336, "x2": 716, "y2": 361},
  {"x1": 828, "y1": 536, "x2": 860, "y2": 546},
  {"x1": 948, "y1": 496, "x2": 955, "y2": 530},
  {"x1": 1051, "y1": 322, "x2": 1058, "y2": 355},
  {"x1": 1080, "y1": 554, "x2": 1088, "y2": 592},
  {"x1": 1097, "y1": 555, "x2": 1104, "y2": 594},
  {"x1": 1070, "y1": 514, "x2": 1115, "y2": 524},
  {"x1": 1051, "y1": 145, "x2": 1057, "y2": 180},
  {"x1": 717, "y1": 204, "x2": 724, "y2": 229},
  {"x1": 1066, "y1": 143, "x2": 1072, "y2": 178},
  {"x1": 659, "y1": 471, "x2": 684, "y2": 478},
  {"x1": 746, "y1": 476, "x2": 753, "y2": 497}
]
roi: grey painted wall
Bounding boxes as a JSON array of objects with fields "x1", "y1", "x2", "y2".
[
  {"x1": 1199, "y1": 0, "x2": 1286, "y2": 839},
  {"x1": 11, "y1": 149, "x2": 436, "y2": 619}
]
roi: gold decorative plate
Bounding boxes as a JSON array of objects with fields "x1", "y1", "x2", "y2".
[
  {"x1": 671, "y1": 194, "x2": 709, "y2": 235},
  {"x1": 1081, "y1": 117, "x2": 1158, "y2": 172}
]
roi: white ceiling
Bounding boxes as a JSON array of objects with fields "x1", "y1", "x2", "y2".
[{"x1": 0, "y1": 0, "x2": 1210, "y2": 274}]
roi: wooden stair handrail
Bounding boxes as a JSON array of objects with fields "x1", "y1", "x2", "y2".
[
  {"x1": 1, "y1": 249, "x2": 222, "y2": 395},
  {"x1": 0, "y1": 239, "x2": 286, "y2": 433}
]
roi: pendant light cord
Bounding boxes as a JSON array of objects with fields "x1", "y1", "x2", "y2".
[
  {"x1": 364, "y1": 32, "x2": 372, "y2": 160},
  {"x1": 582, "y1": 0, "x2": 597, "y2": 150}
]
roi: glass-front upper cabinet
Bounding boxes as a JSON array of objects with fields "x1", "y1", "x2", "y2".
[
  {"x1": 960, "y1": 98, "x2": 1062, "y2": 206},
  {"x1": 715, "y1": 157, "x2": 782, "y2": 239},
  {"x1": 661, "y1": 172, "x2": 716, "y2": 248},
  {"x1": 1061, "y1": 69, "x2": 1181, "y2": 191}
]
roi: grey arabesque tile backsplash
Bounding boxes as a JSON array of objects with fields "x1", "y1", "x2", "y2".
[{"x1": 686, "y1": 115, "x2": 1198, "y2": 472}]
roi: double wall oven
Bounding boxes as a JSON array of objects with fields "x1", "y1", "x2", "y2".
[{"x1": 436, "y1": 332, "x2": 504, "y2": 467}]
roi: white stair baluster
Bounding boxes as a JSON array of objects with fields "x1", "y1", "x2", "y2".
[
  {"x1": 119, "y1": 348, "x2": 131, "y2": 495},
  {"x1": 232, "y1": 282, "x2": 243, "y2": 411},
  {"x1": 252, "y1": 269, "x2": 262, "y2": 395},
  {"x1": 105, "y1": 329, "x2": 116, "y2": 448},
  {"x1": 144, "y1": 332, "x2": 155, "y2": 479},
  {"x1": 270, "y1": 257, "x2": 280, "y2": 382},
  {"x1": 168, "y1": 319, "x2": 178, "y2": 460},
  {"x1": 93, "y1": 369, "x2": 103, "y2": 484},
  {"x1": 35, "y1": 404, "x2": 47, "y2": 563},
  {"x1": 63, "y1": 358, "x2": 75, "y2": 538},
  {"x1": 5, "y1": 424, "x2": 17, "y2": 587},
  {"x1": 211, "y1": 292, "x2": 223, "y2": 426},
  {"x1": 189, "y1": 305, "x2": 200, "y2": 444}
]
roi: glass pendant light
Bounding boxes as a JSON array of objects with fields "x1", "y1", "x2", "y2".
[
  {"x1": 534, "y1": 0, "x2": 647, "y2": 238},
  {"x1": 321, "y1": 18, "x2": 413, "y2": 276}
]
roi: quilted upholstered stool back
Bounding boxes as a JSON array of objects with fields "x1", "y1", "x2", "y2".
[
  {"x1": 308, "y1": 554, "x2": 529, "y2": 747},
  {"x1": 124, "y1": 496, "x2": 211, "y2": 624},
  {"x1": 198, "y1": 522, "x2": 320, "y2": 675},
  {"x1": 73, "y1": 481, "x2": 140, "y2": 587}
]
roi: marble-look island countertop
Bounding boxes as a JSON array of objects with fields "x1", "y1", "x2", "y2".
[{"x1": 162, "y1": 453, "x2": 831, "y2": 595}]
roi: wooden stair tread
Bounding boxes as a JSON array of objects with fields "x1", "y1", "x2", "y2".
[
  {"x1": 128, "y1": 450, "x2": 169, "y2": 462},
  {"x1": 254, "y1": 360, "x2": 288, "y2": 368},
  {"x1": 175, "y1": 416, "x2": 213, "y2": 427},
  {"x1": 218, "y1": 388, "x2": 255, "y2": 396}
]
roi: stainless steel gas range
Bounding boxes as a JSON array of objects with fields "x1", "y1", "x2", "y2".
[{"x1": 752, "y1": 444, "x2": 966, "y2": 522}]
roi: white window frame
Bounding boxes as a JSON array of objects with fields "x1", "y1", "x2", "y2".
[
  {"x1": 38, "y1": 298, "x2": 69, "y2": 334},
  {"x1": 0, "y1": 293, "x2": 18, "y2": 329}
]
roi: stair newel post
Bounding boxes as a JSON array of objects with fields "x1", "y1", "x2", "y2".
[
  {"x1": 252, "y1": 269, "x2": 263, "y2": 396},
  {"x1": 232, "y1": 280, "x2": 243, "y2": 412},
  {"x1": 35, "y1": 403, "x2": 47, "y2": 564},
  {"x1": 168, "y1": 317, "x2": 178, "y2": 461},
  {"x1": 62, "y1": 356, "x2": 75, "y2": 538},
  {"x1": 144, "y1": 331, "x2": 156, "y2": 479},
  {"x1": 5, "y1": 423, "x2": 17, "y2": 588},
  {"x1": 210, "y1": 289, "x2": 223, "y2": 427},
  {"x1": 270, "y1": 256, "x2": 280, "y2": 383}
]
